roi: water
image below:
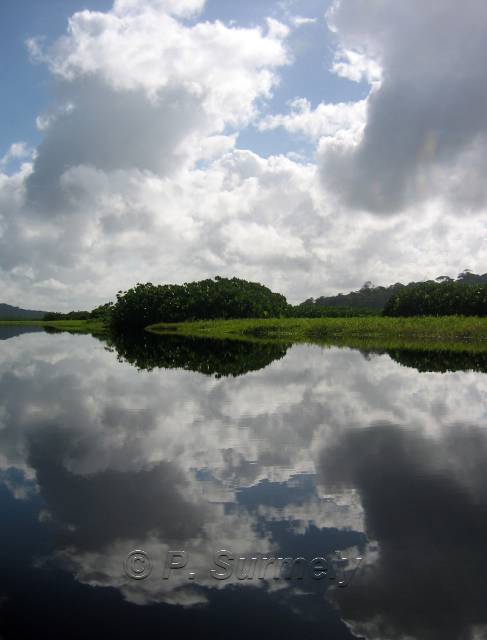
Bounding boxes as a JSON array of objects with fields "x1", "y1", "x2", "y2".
[{"x1": 1, "y1": 326, "x2": 487, "y2": 639}]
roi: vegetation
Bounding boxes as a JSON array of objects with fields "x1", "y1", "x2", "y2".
[
  {"x1": 0, "y1": 319, "x2": 107, "y2": 335},
  {"x1": 148, "y1": 316, "x2": 487, "y2": 343},
  {"x1": 109, "y1": 276, "x2": 384, "y2": 329},
  {"x1": 305, "y1": 281, "x2": 404, "y2": 311},
  {"x1": 43, "y1": 310, "x2": 92, "y2": 321},
  {"x1": 90, "y1": 302, "x2": 114, "y2": 320},
  {"x1": 305, "y1": 269, "x2": 487, "y2": 313},
  {"x1": 43, "y1": 303, "x2": 113, "y2": 322},
  {"x1": 384, "y1": 281, "x2": 487, "y2": 317},
  {"x1": 290, "y1": 302, "x2": 378, "y2": 317},
  {"x1": 5, "y1": 270, "x2": 487, "y2": 343},
  {"x1": 110, "y1": 277, "x2": 289, "y2": 329},
  {"x1": 5, "y1": 315, "x2": 487, "y2": 376}
]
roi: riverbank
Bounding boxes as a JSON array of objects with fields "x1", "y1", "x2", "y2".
[
  {"x1": 4, "y1": 316, "x2": 487, "y2": 352},
  {"x1": 147, "y1": 316, "x2": 487, "y2": 349},
  {"x1": 0, "y1": 319, "x2": 107, "y2": 335}
]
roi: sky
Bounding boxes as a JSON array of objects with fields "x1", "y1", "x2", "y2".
[{"x1": 1, "y1": 0, "x2": 487, "y2": 310}]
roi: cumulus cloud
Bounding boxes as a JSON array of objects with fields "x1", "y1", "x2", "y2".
[
  {"x1": 259, "y1": 97, "x2": 366, "y2": 143},
  {"x1": 330, "y1": 47, "x2": 382, "y2": 86},
  {"x1": 113, "y1": 0, "x2": 206, "y2": 18},
  {"x1": 28, "y1": 4, "x2": 287, "y2": 123},
  {"x1": 1, "y1": 0, "x2": 487, "y2": 309},
  {"x1": 321, "y1": 0, "x2": 487, "y2": 214},
  {"x1": 0, "y1": 143, "x2": 32, "y2": 169},
  {"x1": 1, "y1": 0, "x2": 300, "y2": 308},
  {"x1": 23, "y1": 3, "x2": 289, "y2": 215}
]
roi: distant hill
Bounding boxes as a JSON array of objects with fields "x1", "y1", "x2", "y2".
[
  {"x1": 0, "y1": 303, "x2": 46, "y2": 320},
  {"x1": 304, "y1": 270, "x2": 487, "y2": 312}
]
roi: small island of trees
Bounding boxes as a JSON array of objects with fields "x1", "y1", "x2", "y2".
[{"x1": 39, "y1": 270, "x2": 487, "y2": 331}]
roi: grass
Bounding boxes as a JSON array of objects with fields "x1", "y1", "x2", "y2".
[
  {"x1": 5, "y1": 316, "x2": 487, "y2": 353},
  {"x1": 0, "y1": 319, "x2": 107, "y2": 335},
  {"x1": 147, "y1": 316, "x2": 487, "y2": 351}
]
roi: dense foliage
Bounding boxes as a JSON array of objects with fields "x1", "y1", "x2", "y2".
[
  {"x1": 383, "y1": 281, "x2": 487, "y2": 316},
  {"x1": 306, "y1": 270, "x2": 487, "y2": 312},
  {"x1": 43, "y1": 310, "x2": 91, "y2": 320},
  {"x1": 110, "y1": 277, "x2": 289, "y2": 329},
  {"x1": 291, "y1": 302, "x2": 378, "y2": 317},
  {"x1": 306, "y1": 282, "x2": 404, "y2": 311},
  {"x1": 34, "y1": 270, "x2": 487, "y2": 327},
  {"x1": 43, "y1": 303, "x2": 113, "y2": 322},
  {"x1": 90, "y1": 303, "x2": 114, "y2": 320}
]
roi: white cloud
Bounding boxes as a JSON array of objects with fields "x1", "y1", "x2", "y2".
[
  {"x1": 2, "y1": 0, "x2": 487, "y2": 309},
  {"x1": 221, "y1": 220, "x2": 306, "y2": 261},
  {"x1": 331, "y1": 47, "x2": 382, "y2": 85},
  {"x1": 290, "y1": 16, "x2": 317, "y2": 27},
  {"x1": 28, "y1": 4, "x2": 288, "y2": 127},
  {"x1": 113, "y1": 0, "x2": 206, "y2": 18},
  {"x1": 0, "y1": 142, "x2": 32, "y2": 169},
  {"x1": 321, "y1": 0, "x2": 487, "y2": 214},
  {"x1": 259, "y1": 97, "x2": 367, "y2": 143}
]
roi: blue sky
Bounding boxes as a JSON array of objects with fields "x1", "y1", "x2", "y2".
[
  {"x1": 0, "y1": 0, "x2": 368, "y2": 161},
  {"x1": 1, "y1": 1, "x2": 113, "y2": 156},
  {"x1": 1, "y1": 0, "x2": 486, "y2": 310}
]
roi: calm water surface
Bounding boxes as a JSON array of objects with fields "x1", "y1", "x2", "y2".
[{"x1": 1, "y1": 327, "x2": 487, "y2": 639}]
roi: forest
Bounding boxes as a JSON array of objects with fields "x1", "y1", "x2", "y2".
[{"x1": 37, "y1": 271, "x2": 487, "y2": 326}]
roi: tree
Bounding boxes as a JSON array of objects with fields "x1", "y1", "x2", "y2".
[
  {"x1": 110, "y1": 277, "x2": 290, "y2": 329},
  {"x1": 383, "y1": 281, "x2": 487, "y2": 317}
]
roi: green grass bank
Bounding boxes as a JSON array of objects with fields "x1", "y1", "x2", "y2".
[
  {"x1": 0, "y1": 319, "x2": 107, "y2": 335},
  {"x1": 147, "y1": 316, "x2": 487, "y2": 350},
  {"x1": 4, "y1": 316, "x2": 487, "y2": 352}
]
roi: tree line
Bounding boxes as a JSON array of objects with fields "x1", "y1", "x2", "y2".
[
  {"x1": 43, "y1": 271, "x2": 487, "y2": 326},
  {"x1": 383, "y1": 281, "x2": 487, "y2": 317},
  {"x1": 304, "y1": 270, "x2": 487, "y2": 312}
]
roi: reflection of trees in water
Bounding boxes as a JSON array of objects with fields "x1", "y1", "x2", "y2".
[
  {"x1": 357, "y1": 347, "x2": 487, "y2": 373},
  {"x1": 106, "y1": 331, "x2": 290, "y2": 377},
  {"x1": 386, "y1": 349, "x2": 487, "y2": 373},
  {"x1": 38, "y1": 325, "x2": 487, "y2": 375}
]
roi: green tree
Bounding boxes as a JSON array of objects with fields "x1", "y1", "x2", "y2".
[
  {"x1": 383, "y1": 281, "x2": 487, "y2": 316},
  {"x1": 110, "y1": 277, "x2": 290, "y2": 329}
]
